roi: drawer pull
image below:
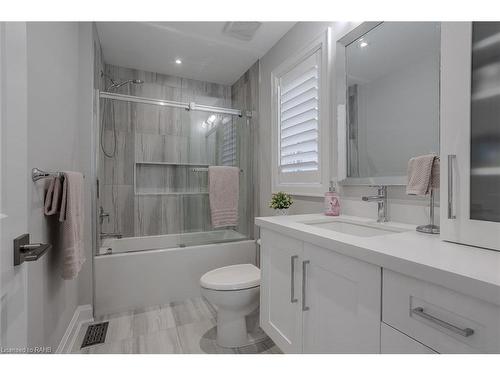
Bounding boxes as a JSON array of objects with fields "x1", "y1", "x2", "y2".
[
  {"x1": 290, "y1": 255, "x2": 298, "y2": 303},
  {"x1": 412, "y1": 307, "x2": 474, "y2": 337},
  {"x1": 302, "y1": 260, "x2": 310, "y2": 311}
]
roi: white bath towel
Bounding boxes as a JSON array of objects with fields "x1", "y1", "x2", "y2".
[
  {"x1": 406, "y1": 154, "x2": 440, "y2": 196},
  {"x1": 209, "y1": 166, "x2": 239, "y2": 228},
  {"x1": 59, "y1": 172, "x2": 85, "y2": 280}
]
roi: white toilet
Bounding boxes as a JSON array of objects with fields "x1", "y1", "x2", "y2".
[{"x1": 200, "y1": 263, "x2": 260, "y2": 348}]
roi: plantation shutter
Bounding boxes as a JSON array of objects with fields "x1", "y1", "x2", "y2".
[{"x1": 279, "y1": 50, "x2": 320, "y2": 175}]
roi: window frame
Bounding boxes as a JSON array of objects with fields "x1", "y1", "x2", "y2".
[{"x1": 271, "y1": 30, "x2": 331, "y2": 196}]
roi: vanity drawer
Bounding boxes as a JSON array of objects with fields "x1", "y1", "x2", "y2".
[
  {"x1": 382, "y1": 269, "x2": 500, "y2": 353},
  {"x1": 381, "y1": 323, "x2": 437, "y2": 354}
]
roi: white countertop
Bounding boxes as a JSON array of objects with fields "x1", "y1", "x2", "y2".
[{"x1": 255, "y1": 214, "x2": 500, "y2": 305}]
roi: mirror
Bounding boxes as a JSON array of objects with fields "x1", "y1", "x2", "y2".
[{"x1": 337, "y1": 22, "x2": 441, "y2": 185}]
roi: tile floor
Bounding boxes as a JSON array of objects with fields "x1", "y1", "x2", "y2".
[{"x1": 71, "y1": 297, "x2": 281, "y2": 354}]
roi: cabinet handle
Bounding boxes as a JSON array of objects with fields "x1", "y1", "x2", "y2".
[
  {"x1": 411, "y1": 307, "x2": 474, "y2": 337},
  {"x1": 290, "y1": 255, "x2": 298, "y2": 303},
  {"x1": 302, "y1": 260, "x2": 310, "y2": 311},
  {"x1": 447, "y1": 154, "x2": 456, "y2": 219}
]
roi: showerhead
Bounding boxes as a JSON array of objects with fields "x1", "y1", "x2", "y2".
[
  {"x1": 108, "y1": 79, "x2": 144, "y2": 90},
  {"x1": 102, "y1": 71, "x2": 144, "y2": 91}
]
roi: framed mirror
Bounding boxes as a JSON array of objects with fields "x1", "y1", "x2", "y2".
[{"x1": 336, "y1": 22, "x2": 441, "y2": 185}]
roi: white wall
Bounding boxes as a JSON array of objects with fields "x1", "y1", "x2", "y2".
[
  {"x1": 25, "y1": 22, "x2": 94, "y2": 351},
  {"x1": 258, "y1": 22, "x2": 437, "y2": 225},
  {"x1": 0, "y1": 22, "x2": 29, "y2": 350}
]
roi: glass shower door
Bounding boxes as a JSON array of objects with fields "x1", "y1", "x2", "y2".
[
  {"x1": 177, "y1": 111, "x2": 252, "y2": 248},
  {"x1": 96, "y1": 75, "x2": 255, "y2": 254}
]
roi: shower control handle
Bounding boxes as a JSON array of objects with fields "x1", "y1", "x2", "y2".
[{"x1": 99, "y1": 207, "x2": 110, "y2": 224}]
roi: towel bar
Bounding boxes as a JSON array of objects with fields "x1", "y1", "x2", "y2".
[
  {"x1": 32, "y1": 168, "x2": 85, "y2": 182},
  {"x1": 191, "y1": 167, "x2": 243, "y2": 173}
]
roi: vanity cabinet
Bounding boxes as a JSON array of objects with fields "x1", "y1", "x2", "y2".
[
  {"x1": 260, "y1": 229, "x2": 381, "y2": 353},
  {"x1": 441, "y1": 22, "x2": 500, "y2": 251}
]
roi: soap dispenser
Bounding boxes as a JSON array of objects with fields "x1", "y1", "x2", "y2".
[{"x1": 324, "y1": 181, "x2": 340, "y2": 216}]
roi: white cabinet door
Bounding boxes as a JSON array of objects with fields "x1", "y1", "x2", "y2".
[
  {"x1": 260, "y1": 229, "x2": 303, "y2": 353},
  {"x1": 302, "y1": 243, "x2": 381, "y2": 353},
  {"x1": 441, "y1": 22, "x2": 500, "y2": 251}
]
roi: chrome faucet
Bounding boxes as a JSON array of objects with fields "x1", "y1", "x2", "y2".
[{"x1": 362, "y1": 186, "x2": 388, "y2": 223}]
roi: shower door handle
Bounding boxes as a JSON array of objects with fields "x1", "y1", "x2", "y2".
[
  {"x1": 447, "y1": 154, "x2": 456, "y2": 219},
  {"x1": 290, "y1": 255, "x2": 298, "y2": 303}
]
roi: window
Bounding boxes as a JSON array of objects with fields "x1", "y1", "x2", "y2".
[
  {"x1": 271, "y1": 31, "x2": 330, "y2": 196},
  {"x1": 280, "y1": 52, "x2": 319, "y2": 173},
  {"x1": 221, "y1": 117, "x2": 237, "y2": 166}
]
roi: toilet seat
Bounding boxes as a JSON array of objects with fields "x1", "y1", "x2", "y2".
[{"x1": 200, "y1": 264, "x2": 260, "y2": 291}]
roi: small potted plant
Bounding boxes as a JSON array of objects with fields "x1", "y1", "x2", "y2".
[{"x1": 269, "y1": 191, "x2": 293, "y2": 215}]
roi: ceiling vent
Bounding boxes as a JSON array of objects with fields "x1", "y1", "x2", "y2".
[{"x1": 222, "y1": 22, "x2": 262, "y2": 41}]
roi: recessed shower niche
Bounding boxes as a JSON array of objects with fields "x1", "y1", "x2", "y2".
[{"x1": 134, "y1": 162, "x2": 209, "y2": 196}]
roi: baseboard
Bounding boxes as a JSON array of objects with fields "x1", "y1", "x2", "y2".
[{"x1": 56, "y1": 304, "x2": 94, "y2": 354}]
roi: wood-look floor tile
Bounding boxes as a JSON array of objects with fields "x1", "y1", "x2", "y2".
[
  {"x1": 176, "y1": 319, "x2": 236, "y2": 354},
  {"x1": 72, "y1": 297, "x2": 278, "y2": 354},
  {"x1": 136, "y1": 327, "x2": 182, "y2": 354},
  {"x1": 170, "y1": 297, "x2": 216, "y2": 327}
]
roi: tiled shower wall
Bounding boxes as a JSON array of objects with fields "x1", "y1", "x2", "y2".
[
  {"x1": 231, "y1": 61, "x2": 260, "y2": 239},
  {"x1": 97, "y1": 62, "x2": 258, "y2": 239}
]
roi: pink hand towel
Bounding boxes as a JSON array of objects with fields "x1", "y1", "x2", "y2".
[
  {"x1": 406, "y1": 154, "x2": 440, "y2": 196},
  {"x1": 44, "y1": 176, "x2": 62, "y2": 215},
  {"x1": 59, "y1": 172, "x2": 85, "y2": 280},
  {"x1": 209, "y1": 166, "x2": 239, "y2": 228}
]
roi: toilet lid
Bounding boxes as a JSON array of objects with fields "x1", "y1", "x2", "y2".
[{"x1": 200, "y1": 264, "x2": 260, "y2": 291}]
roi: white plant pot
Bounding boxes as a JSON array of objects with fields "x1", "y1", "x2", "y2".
[{"x1": 275, "y1": 209, "x2": 289, "y2": 216}]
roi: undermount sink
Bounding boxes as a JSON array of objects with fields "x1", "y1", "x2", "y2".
[{"x1": 302, "y1": 218, "x2": 408, "y2": 237}]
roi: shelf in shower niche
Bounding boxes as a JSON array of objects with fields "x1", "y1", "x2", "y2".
[
  {"x1": 135, "y1": 162, "x2": 211, "y2": 166},
  {"x1": 134, "y1": 162, "x2": 211, "y2": 196}
]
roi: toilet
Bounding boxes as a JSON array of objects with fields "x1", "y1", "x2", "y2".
[{"x1": 200, "y1": 263, "x2": 260, "y2": 348}]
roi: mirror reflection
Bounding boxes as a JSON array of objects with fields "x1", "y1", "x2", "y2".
[{"x1": 345, "y1": 22, "x2": 441, "y2": 181}]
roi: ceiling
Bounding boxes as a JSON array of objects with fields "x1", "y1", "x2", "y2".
[
  {"x1": 346, "y1": 22, "x2": 441, "y2": 83},
  {"x1": 96, "y1": 22, "x2": 296, "y2": 85}
]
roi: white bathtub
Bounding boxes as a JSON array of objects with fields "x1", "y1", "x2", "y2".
[
  {"x1": 94, "y1": 231, "x2": 256, "y2": 316},
  {"x1": 99, "y1": 229, "x2": 247, "y2": 255}
]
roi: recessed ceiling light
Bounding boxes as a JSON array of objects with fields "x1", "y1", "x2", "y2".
[
  {"x1": 175, "y1": 59, "x2": 182, "y2": 64},
  {"x1": 359, "y1": 41, "x2": 369, "y2": 48}
]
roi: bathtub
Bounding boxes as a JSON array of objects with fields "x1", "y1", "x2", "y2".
[
  {"x1": 94, "y1": 230, "x2": 256, "y2": 316},
  {"x1": 98, "y1": 229, "x2": 247, "y2": 255}
]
